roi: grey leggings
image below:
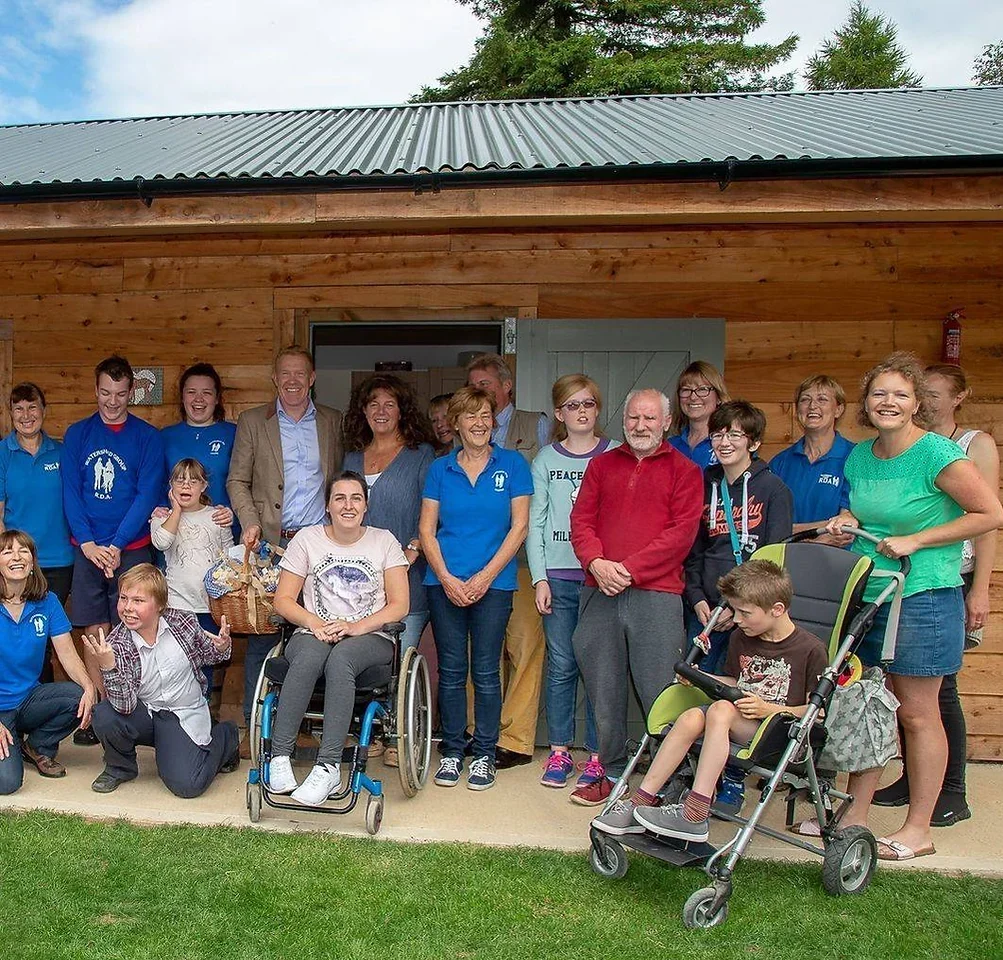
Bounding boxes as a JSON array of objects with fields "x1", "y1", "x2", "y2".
[{"x1": 271, "y1": 629, "x2": 393, "y2": 766}]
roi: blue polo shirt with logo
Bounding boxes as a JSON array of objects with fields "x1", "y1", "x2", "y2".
[
  {"x1": 769, "y1": 433, "x2": 855, "y2": 525},
  {"x1": 0, "y1": 432, "x2": 73, "y2": 568},
  {"x1": 669, "y1": 428, "x2": 718, "y2": 471},
  {"x1": 0, "y1": 593, "x2": 72, "y2": 709},
  {"x1": 160, "y1": 420, "x2": 237, "y2": 509},
  {"x1": 422, "y1": 445, "x2": 534, "y2": 591}
]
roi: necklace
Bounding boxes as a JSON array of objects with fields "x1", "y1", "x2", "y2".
[
  {"x1": 365, "y1": 439, "x2": 404, "y2": 473},
  {"x1": 949, "y1": 424, "x2": 960, "y2": 441}
]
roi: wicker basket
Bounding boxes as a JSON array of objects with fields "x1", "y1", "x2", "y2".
[{"x1": 208, "y1": 546, "x2": 278, "y2": 635}]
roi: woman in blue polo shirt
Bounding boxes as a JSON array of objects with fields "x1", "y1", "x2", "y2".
[
  {"x1": 668, "y1": 362, "x2": 730, "y2": 471},
  {"x1": 419, "y1": 386, "x2": 533, "y2": 793},
  {"x1": 0, "y1": 529, "x2": 96, "y2": 794},
  {"x1": 0, "y1": 384, "x2": 74, "y2": 607},
  {"x1": 769, "y1": 375, "x2": 854, "y2": 539}
]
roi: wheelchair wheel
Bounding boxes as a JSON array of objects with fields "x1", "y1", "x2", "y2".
[
  {"x1": 682, "y1": 887, "x2": 729, "y2": 929},
  {"x1": 588, "y1": 834, "x2": 628, "y2": 880},
  {"x1": 248, "y1": 643, "x2": 282, "y2": 767},
  {"x1": 365, "y1": 795, "x2": 384, "y2": 835},
  {"x1": 822, "y1": 826, "x2": 876, "y2": 896},
  {"x1": 396, "y1": 647, "x2": 433, "y2": 797},
  {"x1": 246, "y1": 782, "x2": 262, "y2": 824}
]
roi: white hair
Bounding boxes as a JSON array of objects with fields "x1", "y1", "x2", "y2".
[{"x1": 624, "y1": 388, "x2": 672, "y2": 419}]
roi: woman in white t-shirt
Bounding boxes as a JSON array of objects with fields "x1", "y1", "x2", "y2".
[{"x1": 267, "y1": 471, "x2": 409, "y2": 806}]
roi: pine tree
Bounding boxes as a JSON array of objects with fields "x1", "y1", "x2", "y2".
[
  {"x1": 804, "y1": 2, "x2": 922, "y2": 91},
  {"x1": 973, "y1": 41, "x2": 1003, "y2": 86},
  {"x1": 411, "y1": 1, "x2": 797, "y2": 102}
]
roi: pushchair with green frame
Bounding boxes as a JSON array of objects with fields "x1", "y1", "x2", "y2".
[{"x1": 587, "y1": 527, "x2": 908, "y2": 928}]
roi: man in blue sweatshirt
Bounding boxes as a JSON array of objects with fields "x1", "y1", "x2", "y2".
[{"x1": 63, "y1": 356, "x2": 165, "y2": 720}]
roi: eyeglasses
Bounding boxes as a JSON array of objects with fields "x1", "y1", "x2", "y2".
[
  {"x1": 710, "y1": 430, "x2": 748, "y2": 444},
  {"x1": 678, "y1": 385, "x2": 714, "y2": 399},
  {"x1": 561, "y1": 398, "x2": 597, "y2": 412},
  {"x1": 172, "y1": 477, "x2": 201, "y2": 487}
]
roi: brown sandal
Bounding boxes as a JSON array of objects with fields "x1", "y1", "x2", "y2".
[{"x1": 21, "y1": 740, "x2": 66, "y2": 778}]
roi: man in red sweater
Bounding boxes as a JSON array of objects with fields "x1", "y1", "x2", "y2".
[{"x1": 569, "y1": 388, "x2": 703, "y2": 805}]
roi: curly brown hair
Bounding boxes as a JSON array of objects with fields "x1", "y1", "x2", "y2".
[
  {"x1": 342, "y1": 374, "x2": 436, "y2": 451},
  {"x1": 857, "y1": 351, "x2": 933, "y2": 429}
]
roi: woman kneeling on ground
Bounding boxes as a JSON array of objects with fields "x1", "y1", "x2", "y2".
[
  {"x1": 825, "y1": 352, "x2": 1003, "y2": 861},
  {"x1": 0, "y1": 530, "x2": 95, "y2": 794},
  {"x1": 86, "y1": 564, "x2": 240, "y2": 798},
  {"x1": 268, "y1": 471, "x2": 410, "y2": 806}
]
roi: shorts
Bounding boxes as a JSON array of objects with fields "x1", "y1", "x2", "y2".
[
  {"x1": 70, "y1": 545, "x2": 153, "y2": 627},
  {"x1": 857, "y1": 586, "x2": 964, "y2": 678}
]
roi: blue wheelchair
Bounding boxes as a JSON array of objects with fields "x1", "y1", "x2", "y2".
[{"x1": 245, "y1": 620, "x2": 432, "y2": 834}]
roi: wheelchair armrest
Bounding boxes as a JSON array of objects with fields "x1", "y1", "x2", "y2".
[{"x1": 380, "y1": 621, "x2": 406, "y2": 639}]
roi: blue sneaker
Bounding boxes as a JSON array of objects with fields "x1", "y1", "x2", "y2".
[
  {"x1": 713, "y1": 772, "x2": 746, "y2": 815},
  {"x1": 434, "y1": 756, "x2": 462, "y2": 787},
  {"x1": 467, "y1": 755, "x2": 496, "y2": 791},
  {"x1": 540, "y1": 750, "x2": 575, "y2": 788}
]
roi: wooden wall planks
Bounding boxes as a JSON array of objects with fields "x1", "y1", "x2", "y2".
[{"x1": 4, "y1": 212, "x2": 1002, "y2": 757}]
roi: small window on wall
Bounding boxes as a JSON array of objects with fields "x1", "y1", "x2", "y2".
[{"x1": 311, "y1": 322, "x2": 503, "y2": 412}]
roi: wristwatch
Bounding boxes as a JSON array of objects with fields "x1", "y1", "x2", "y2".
[{"x1": 407, "y1": 539, "x2": 421, "y2": 553}]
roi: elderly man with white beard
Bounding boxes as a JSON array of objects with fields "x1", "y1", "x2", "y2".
[{"x1": 567, "y1": 388, "x2": 704, "y2": 805}]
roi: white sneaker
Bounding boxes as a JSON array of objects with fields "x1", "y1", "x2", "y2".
[
  {"x1": 290, "y1": 763, "x2": 342, "y2": 806},
  {"x1": 267, "y1": 755, "x2": 297, "y2": 794}
]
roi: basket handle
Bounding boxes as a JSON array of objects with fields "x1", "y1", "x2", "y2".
[{"x1": 242, "y1": 543, "x2": 252, "y2": 575}]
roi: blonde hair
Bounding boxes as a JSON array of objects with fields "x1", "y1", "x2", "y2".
[
  {"x1": 118, "y1": 564, "x2": 169, "y2": 610},
  {"x1": 795, "y1": 375, "x2": 847, "y2": 421},
  {"x1": 670, "y1": 361, "x2": 730, "y2": 436},
  {"x1": 169, "y1": 458, "x2": 212, "y2": 506},
  {"x1": 858, "y1": 352, "x2": 932, "y2": 429},
  {"x1": 551, "y1": 374, "x2": 603, "y2": 442},
  {"x1": 718, "y1": 560, "x2": 793, "y2": 612},
  {"x1": 447, "y1": 386, "x2": 497, "y2": 428}
]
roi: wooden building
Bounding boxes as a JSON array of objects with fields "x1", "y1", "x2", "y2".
[{"x1": 1, "y1": 89, "x2": 1001, "y2": 757}]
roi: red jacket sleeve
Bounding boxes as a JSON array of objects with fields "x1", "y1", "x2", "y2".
[
  {"x1": 570, "y1": 455, "x2": 605, "y2": 572},
  {"x1": 621, "y1": 459, "x2": 703, "y2": 588}
]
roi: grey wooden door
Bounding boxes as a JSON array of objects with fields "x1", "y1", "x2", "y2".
[
  {"x1": 516, "y1": 319, "x2": 724, "y2": 435},
  {"x1": 516, "y1": 318, "x2": 724, "y2": 749}
]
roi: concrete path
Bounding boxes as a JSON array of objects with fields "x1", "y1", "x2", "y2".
[{"x1": 3, "y1": 743, "x2": 1000, "y2": 876}]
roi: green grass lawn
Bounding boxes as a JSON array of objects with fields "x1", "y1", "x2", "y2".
[{"x1": 1, "y1": 810, "x2": 1000, "y2": 960}]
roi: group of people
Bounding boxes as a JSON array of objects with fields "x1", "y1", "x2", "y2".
[{"x1": 0, "y1": 346, "x2": 999, "y2": 863}]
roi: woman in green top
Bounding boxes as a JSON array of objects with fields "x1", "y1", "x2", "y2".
[{"x1": 825, "y1": 352, "x2": 1003, "y2": 862}]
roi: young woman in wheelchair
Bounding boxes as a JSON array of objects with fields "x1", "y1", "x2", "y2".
[
  {"x1": 267, "y1": 470, "x2": 409, "y2": 806},
  {"x1": 592, "y1": 561, "x2": 827, "y2": 842}
]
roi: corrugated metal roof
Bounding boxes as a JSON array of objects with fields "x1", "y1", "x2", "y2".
[{"x1": 2, "y1": 87, "x2": 1002, "y2": 188}]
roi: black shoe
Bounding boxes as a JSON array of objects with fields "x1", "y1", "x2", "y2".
[
  {"x1": 931, "y1": 791, "x2": 971, "y2": 828},
  {"x1": 74, "y1": 727, "x2": 100, "y2": 746},
  {"x1": 220, "y1": 745, "x2": 241, "y2": 774},
  {"x1": 872, "y1": 777, "x2": 910, "y2": 807},
  {"x1": 494, "y1": 747, "x2": 533, "y2": 769},
  {"x1": 91, "y1": 768, "x2": 136, "y2": 794}
]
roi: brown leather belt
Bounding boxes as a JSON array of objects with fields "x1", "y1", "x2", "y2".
[{"x1": 279, "y1": 528, "x2": 301, "y2": 540}]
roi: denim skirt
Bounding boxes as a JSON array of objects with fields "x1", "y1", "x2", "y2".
[{"x1": 857, "y1": 586, "x2": 964, "y2": 677}]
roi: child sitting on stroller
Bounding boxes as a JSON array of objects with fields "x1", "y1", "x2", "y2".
[{"x1": 592, "y1": 560, "x2": 828, "y2": 843}]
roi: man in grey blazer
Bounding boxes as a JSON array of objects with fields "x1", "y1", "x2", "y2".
[{"x1": 226, "y1": 346, "x2": 343, "y2": 754}]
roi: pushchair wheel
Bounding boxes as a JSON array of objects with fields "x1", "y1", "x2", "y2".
[
  {"x1": 588, "y1": 834, "x2": 629, "y2": 880},
  {"x1": 822, "y1": 826, "x2": 876, "y2": 896},
  {"x1": 246, "y1": 782, "x2": 262, "y2": 824},
  {"x1": 682, "y1": 887, "x2": 729, "y2": 929},
  {"x1": 365, "y1": 795, "x2": 385, "y2": 835}
]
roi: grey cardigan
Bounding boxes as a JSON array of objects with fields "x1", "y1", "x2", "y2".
[{"x1": 343, "y1": 443, "x2": 436, "y2": 613}]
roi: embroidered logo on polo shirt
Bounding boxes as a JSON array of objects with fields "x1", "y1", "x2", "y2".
[
  {"x1": 492, "y1": 470, "x2": 509, "y2": 491},
  {"x1": 31, "y1": 614, "x2": 47, "y2": 637},
  {"x1": 209, "y1": 440, "x2": 225, "y2": 455},
  {"x1": 43, "y1": 462, "x2": 59, "y2": 472},
  {"x1": 818, "y1": 474, "x2": 841, "y2": 487}
]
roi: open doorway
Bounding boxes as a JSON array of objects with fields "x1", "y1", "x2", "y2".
[{"x1": 311, "y1": 322, "x2": 504, "y2": 412}]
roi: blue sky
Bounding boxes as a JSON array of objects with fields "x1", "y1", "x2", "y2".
[{"x1": 0, "y1": 1, "x2": 998, "y2": 125}]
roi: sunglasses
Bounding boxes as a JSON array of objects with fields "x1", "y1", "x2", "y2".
[{"x1": 561, "y1": 398, "x2": 598, "y2": 412}]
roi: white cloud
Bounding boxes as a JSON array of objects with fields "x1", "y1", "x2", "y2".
[
  {"x1": 71, "y1": 0, "x2": 484, "y2": 118},
  {"x1": 754, "y1": 0, "x2": 1001, "y2": 87}
]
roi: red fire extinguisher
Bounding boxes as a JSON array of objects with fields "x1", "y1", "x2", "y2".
[{"x1": 941, "y1": 308, "x2": 963, "y2": 364}]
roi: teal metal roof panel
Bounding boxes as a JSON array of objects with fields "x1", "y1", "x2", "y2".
[{"x1": 2, "y1": 87, "x2": 1002, "y2": 187}]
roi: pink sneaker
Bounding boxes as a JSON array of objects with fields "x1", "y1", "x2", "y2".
[
  {"x1": 540, "y1": 750, "x2": 575, "y2": 788},
  {"x1": 576, "y1": 756, "x2": 605, "y2": 789}
]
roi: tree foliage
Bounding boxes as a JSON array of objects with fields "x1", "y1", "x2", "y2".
[
  {"x1": 972, "y1": 41, "x2": 1003, "y2": 86},
  {"x1": 804, "y1": 2, "x2": 921, "y2": 91},
  {"x1": 411, "y1": 1, "x2": 797, "y2": 102}
]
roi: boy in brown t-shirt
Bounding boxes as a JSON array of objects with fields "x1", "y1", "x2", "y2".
[{"x1": 592, "y1": 559, "x2": 828, "y2": 842}]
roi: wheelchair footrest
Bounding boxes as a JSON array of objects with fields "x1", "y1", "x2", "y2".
[{"x1": 618, "y1": 831, "x2": 717, "y2": 867}]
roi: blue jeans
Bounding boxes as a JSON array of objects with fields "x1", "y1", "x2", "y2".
[
  {"x1": 428, "y1": 586, "x2": 512, "y2": 759},
  {"x1": 0, "y1": 682, "x2": 82, "y2": 795},
  {"x1": 401, "y1": 610, "x2": 431, "y2": 654},
  {"x1": 542, "y1": 578, "x2": 597, "y2": 752}
]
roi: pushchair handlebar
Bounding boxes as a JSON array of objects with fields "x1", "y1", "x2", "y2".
[
  {"x1": 673, "y1": 661, "x2": 746, "y2": 703},
  {"x1": 786, "y1": 525, "x2": 911, "y2": 579}
]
